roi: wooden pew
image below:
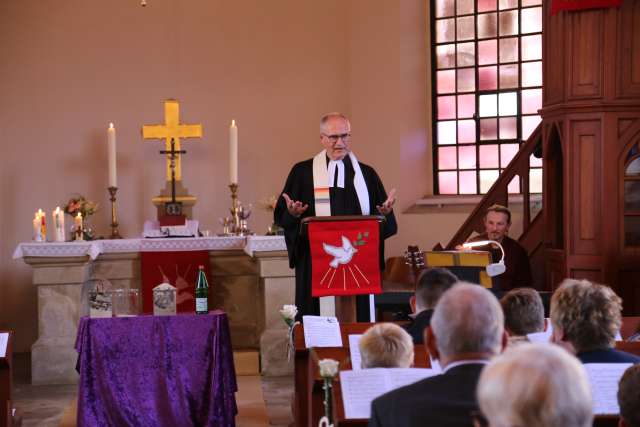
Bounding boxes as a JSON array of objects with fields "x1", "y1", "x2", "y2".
[
  {"x1": 293, "y1": 323, "x2": 374, "y2": 427},
  {"x1": 0, "y1": 331, "x2": 13, "y2": 427},
  {"x1": 621, "y1": 316, "x2": 640, "y2": 339}
]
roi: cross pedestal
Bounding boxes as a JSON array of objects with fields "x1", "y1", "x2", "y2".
[{"x1": 152, "y1": 181, "x2": 196, "y2": 220}]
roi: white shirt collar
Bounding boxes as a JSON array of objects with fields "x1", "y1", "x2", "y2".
[{"x1": 327, "y1": 159, "x2": 345, "y2": 188}]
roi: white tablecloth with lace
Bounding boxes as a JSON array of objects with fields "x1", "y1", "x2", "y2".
[{"x1": 13, "y1": 235, "x2": 286, "y2": 260}]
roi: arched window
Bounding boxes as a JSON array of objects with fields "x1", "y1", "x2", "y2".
[{"x1": 432, "y1": 0, "x2": 543, "y2": 194}]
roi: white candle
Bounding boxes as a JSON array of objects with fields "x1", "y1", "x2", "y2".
[
  {"x1": 33, "y1": 212, "x2": 42, "y2": 242},
  {"x1": 229, "y1": 119, "x2": 238, "y2": 184},
  {"x1": 53, "y1": 206, "x2": 65, "y2": 242},
  {"x1": 108, "y1": 123, "x2": 117, "y2": 188}
]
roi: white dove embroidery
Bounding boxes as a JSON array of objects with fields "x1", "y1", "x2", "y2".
[{"x1": 323, "y1": 236, "x2": 358, "y2": 268}]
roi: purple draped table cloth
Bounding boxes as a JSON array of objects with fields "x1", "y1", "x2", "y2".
[{"x1": 75, "y1": 311, "x2": 238, "y2": 427}]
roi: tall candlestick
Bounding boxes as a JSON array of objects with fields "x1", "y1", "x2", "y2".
[
  {"x1": 108, "y1": 123, "x2": 117, "y2": 188},
  {"x1": 229, "y1": 119, "x2": 238, "y2": 184}
]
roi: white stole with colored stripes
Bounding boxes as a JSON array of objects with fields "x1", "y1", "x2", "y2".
[{"x1": 312, "y1": 150, "x2": 370, "y2": 217}]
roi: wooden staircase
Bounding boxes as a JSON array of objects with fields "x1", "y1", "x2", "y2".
[{"x1": 441, "y1": 123, "x2": 548, "y2": 290}]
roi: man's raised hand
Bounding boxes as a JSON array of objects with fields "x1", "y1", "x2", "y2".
[
  {"x1": 376, "y1": 188, "x2": 396, "y2": 216},
  {"x1": 282, "y1": 193, "x2": 308, "y2": 218}
]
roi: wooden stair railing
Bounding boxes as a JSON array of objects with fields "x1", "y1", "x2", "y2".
[{"x1": 443, "y1": 122, "x2": 544, "y2": 254}]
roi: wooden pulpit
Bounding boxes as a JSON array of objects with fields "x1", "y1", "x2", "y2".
[
  {"x1": 0, "y1": 330, "x2": 13, "y2": 427},
  {"x1": 301, "y1": 215, "x2": 386, "y2": 322}
]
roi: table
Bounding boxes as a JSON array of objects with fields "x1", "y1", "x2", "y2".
[{"x1": 75, "y1": 311, "x2": 237, "y2": 427}]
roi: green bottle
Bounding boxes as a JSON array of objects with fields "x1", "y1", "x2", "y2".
[{"x1": 195, "y1": 265, "x2": 209, "y2": 314}]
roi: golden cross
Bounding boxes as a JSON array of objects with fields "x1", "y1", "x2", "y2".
[{"x1": 142, "y1": 99, "x2": 203, "y2": 181}]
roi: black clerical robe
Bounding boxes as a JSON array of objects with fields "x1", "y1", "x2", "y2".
[{"x1": 274, "y1": 155, "x2": 397, "y2": 320}]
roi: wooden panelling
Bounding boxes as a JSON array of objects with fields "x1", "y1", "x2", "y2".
[
  {"x1": 617, "y1": 0, "x2": 640, "y2": 97},
  {"x1": 618, "y1": 118, "x2": 637, "y2": 137},
  {"x1": 579, "y1": 135, "x2": 596, "y2": 239},
  {"x1": 544, "y1": 8, "x2": 565, "y2": 105},
  {"x1": 571, "y1": 121, "x2": 602, "y2": 254},
  {"x1": 570, "y1": 269, "x2": 602, "y2": 283},
  {"x1": 569, "y1": 10, "x2": 603, "y2": 98}
]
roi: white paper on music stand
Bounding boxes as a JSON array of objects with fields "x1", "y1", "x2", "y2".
[
  {"x1": 584, "y1": 363, "x2": 632, "y2": 415},
  {"x1": 0, "y1": 332, "x2": 8, "y2": 358},
  {"x1": 340, "y1": 368, "x2": 437, "y2": 419},
  {"x1": 349, "y1": 334, "x2": 363, "y2": 370},
  {"x1": 302, "y1": 315, "x2": 342, "y2": 348}
]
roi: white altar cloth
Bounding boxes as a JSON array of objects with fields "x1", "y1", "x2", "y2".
[{"x1": 13, "y1": 235, "x2": 286, "y2": 260}]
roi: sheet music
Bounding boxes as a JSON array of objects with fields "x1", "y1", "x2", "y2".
[
  {"x1": 349, "y1": 334, "x2": 363, "y2": 370},
  {"x1": 584, "y1": 363, "x2": 633, "y2": 415},
  {"x1": 302, "y1": 315, "x2": 342, "y2": 348},
  {"x1": 340, "y1": 368, "x2": 437, "y2": 419},
  {"x1": 387, "y1": 368, "x2": 436, "y2": 389},
  {"x1": 430, "y1": 357, "x2": 442, "y2": 373},
  {"x1": 0, "y1": 333, "x2": 8, "y2": 358}
]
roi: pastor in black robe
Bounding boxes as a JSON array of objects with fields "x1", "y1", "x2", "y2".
[{"x1": 274, "y1": 155, "x2": 397, "y2": 321}]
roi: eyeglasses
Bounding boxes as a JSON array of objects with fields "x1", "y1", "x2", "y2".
[{"x1": 322, "y1": 133, "x2": 351, "y2": 144}]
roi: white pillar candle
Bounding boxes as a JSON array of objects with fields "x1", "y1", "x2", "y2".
[
  {"x1": 53, "y1": 206, "x2": 65, "y2": 242},
  {"x1": 33, "y1": 212, "x2": 42, "y2": 242},
  {"x1": 108, "y1": 123, "x2": 117, "y2": 188},
  {"x1": 38, "y1": 209, "x2": 46, "y2": 240},
  {"x1": 229, "y1": 119, "x2": 238, "y2": 184}
]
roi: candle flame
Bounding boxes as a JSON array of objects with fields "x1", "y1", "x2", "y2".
[
  {"x1": 77, "y1": 212, "x2": 82, "y2": 218},
  {"x1": 38, "y1": 209, "x2": 43, "y2": 216},
  {"x1": 55, "y1": 206, "x2": 60, "y2": 214},
  {"x1": 109, "y1": 123, "x2": 114, "y2": 129},
  {"x1": 231, "y1": 119, "x2": 236, "y2": 126}
]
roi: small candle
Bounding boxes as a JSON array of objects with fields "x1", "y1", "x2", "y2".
[
  {"x1": 108, "y1": 123, "x2": 117, "y2": 188},
  {"x1": 73, "y1": 212, "x2": 84, "y2": 240},
  {"x1": 38, "y1": 209, "x2": 46, "y2": 240},
  {"x1": 229, "y1": 119, "x2": 238, "y2": 184}
]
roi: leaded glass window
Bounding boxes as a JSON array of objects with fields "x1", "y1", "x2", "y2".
[{"x1": 433, "y1": 0, "x2": 543, "y2": 194}]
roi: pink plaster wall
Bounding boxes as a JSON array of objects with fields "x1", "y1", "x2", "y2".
[{"x1": 0, "y1": 0, "x2": 470, "y2": 351}]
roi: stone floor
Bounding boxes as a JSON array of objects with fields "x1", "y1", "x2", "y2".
[{"x1": 11, "y1": 353, "x2": 294, "y2": 427}]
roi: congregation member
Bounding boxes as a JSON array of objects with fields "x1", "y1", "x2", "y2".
[
  {"x1": 499, "y1": 287, "x2": 545, "y2": 345},
  {"x1": 369, "y1": 283, "x2": 507, "y2": 427},
  {"x1": 463, "y1": 204, "x2": 532, "y2": 291},
  {"x1": 476, "y1": 343, "x2": 593, "y2": 427},
  {"x1": 618, "y1": 365, "x2": 640, "y2": 427},
  {"x1": 550, "y1": 278, "x2": 640, "y2": 363},
  {"x1": 403, "y1": 268, "x2": 458, "y2": 344},
  {"x1": 275, "y1": 112, "x2": 397, "y2": 320},
  {"x1": 359, "y1": 323, "x2": 414, "y2": 369}
]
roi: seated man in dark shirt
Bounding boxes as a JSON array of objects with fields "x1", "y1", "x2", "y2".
[
  {"x1": 403, "y1": 268, "x2": 458, "y2": 344},
  {"x1": 550, "y1": 278, "x2": 640, "y2": 363},
  {"x1": 465, "y1": 204, "x2": 532, "y2": 291}
]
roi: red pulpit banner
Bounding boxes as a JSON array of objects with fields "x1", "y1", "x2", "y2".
[
  {"x1": 551, "y1": 0, "x2": 622, "y2": 15},
  {"x1": 308, "y1": 219, "x2": 382, "y2": 297},
  {"x1": 140, "y1": 250, "x2": 210, "y2": 313}
]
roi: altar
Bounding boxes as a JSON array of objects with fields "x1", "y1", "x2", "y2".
[{"x1": 13, "y1": 235, "x2": 295, "y2": 385}]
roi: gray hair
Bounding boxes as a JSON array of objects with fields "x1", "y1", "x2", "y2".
[
  {"x1": 320, "y1": 112, "x2": 351, "y2": 134},
  {"x1": 431, "y1": 282, "x2": 504, "y2": 358},
  {"x1": 359, "y1": 323, "x2": 414, "y2": 369},
  {"x1": 478, "y1": 343, "x2": 593, "y2": 427}
]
